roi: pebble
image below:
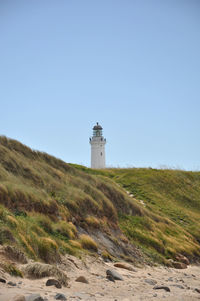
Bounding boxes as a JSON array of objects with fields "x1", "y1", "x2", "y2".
[
  {"x1": 106, "y1": 270, "x2": 123, "y2": 281},
  {"x1": 54, "y1": 293, "x2": 67, "y2": 300},
  {"x1": 106, "y1": 274, "x2": 115, "y2": 282},
  {"x1": 8, "y1": 281, "x2": 17, "y2": 286},
  {"x1": 75, "y1": 276, "x2": 89, "y2": 284},
  {"x1": 153, "y1": 285, "x2": 170, "y2": 292},
  {"x1": 46, "y1": 279, "x2": 62, "y2": 289},
  {"x1": 25, "y1": 294, "x2": 44, "y2": 301}
]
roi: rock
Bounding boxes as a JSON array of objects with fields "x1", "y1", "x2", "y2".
[
  {"x1": 195, "y1": 288, "x2": 200, "y2": 293},
  {"x1": 175, "y1": 254, "x2": 190, "y2": 265},
  {"x1": 8, "y1": 281, "x2": 17, "y2": 286},
  {"x1": 46, "y1": 279, "x2": 62, "y2": 288},
  {"x1": 25, "y1": 294, "x2": 44, "y2": 301},
  {"x1": 0, "y1": 277, "x2": 6, "y2": 283},
  {"x1": 54, "y1": 293, "x2": 67, "y2": 300},
  {"x1": 75, "y1": 276, "x2": 89, "y2": 284},
  {"x1": 145, "y1": 279, "x2": 157, "y2": 285},
  {"x1": 172, "y1": 261, "x2": 187, "y2": 269},
  {"x1": 114, "y1": 263, "x2": 136, "y2": 272},
  {"x1": 153, "y1": 294, "x2": 157, "y2": 297},
  {"x1": 167, "y1": 258, "x2": 188, "y2": 269},
  {"x1": 106, "y1": 270, "x2": 123, "y2": 281},
  {"x1": 153, "y1": 285, "x2": 170, "y2": 292},
  {"x1": 166, "y1": 259, "x2": 174, "y2": 267},
  {"x1": 12, "y1": 295, "x2": 25, "y2": 301},
  {"x1": 106, "y1": 274, "x2": 115, "y2": 282}
]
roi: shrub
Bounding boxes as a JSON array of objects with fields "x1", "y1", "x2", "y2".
[
  {"x1": 19, "y1": 233, "x2": 37, "y2": 259},
  {"x1": 85, "y1": 216, "x2": 100, "y2": 228},
  {"x1": 22, "y1": 262, "x2": 68, "y2": 286},
  {"x1": 3, "y1": 263, "x2": 23, "y2": 277},
  {"x1": 34, "y1": 214, "x2": 53, "y2": 233},
  {"x1": 54, "y1": 221, "x2": 76, "y2": 239},
  {"x1": 37, "y1": 237, "x2": 60, "y2": 263},
  {"x1": 58, "y1": 240, "x2": 77, "y2": 256},
  {"x1": 3, "y1": 245, "x2": 27, "y2": 264},
  {"x1": 79, "y1": 234, "x2": 98, "y2": 251},
  {"x1": 6, "y1": 215, "x2": 18, "y2": 227},
  {"x1": 101, "y1": 250, "x2": 113, "y2": 261},
  {"x1": 0, "y1": 205, "x2": 7, "y2": 220},
  {"x1": 69, "y1": 240, "x2": 82, "y2": 249},
  {"x1": 0, "y1": 227, "x2": 15, "y2": 244}
]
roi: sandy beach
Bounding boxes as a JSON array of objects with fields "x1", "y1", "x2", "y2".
[{"x1": 0, "y1": 255, "x2": 200, "y2": 301}]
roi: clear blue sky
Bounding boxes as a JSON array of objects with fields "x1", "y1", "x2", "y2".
[{"x1": 0, "y1": 0, "x2": 200, "y2": 170}]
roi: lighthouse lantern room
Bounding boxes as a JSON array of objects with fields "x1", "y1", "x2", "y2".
[{"x1": 89, "y1": 122, "x2": 106, "y2": 169}]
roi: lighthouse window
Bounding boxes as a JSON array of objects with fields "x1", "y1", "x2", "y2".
[{"x1": 101, "y1": 152, "x2": 102, "y2": 156}]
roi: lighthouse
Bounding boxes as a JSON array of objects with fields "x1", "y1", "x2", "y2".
[{"x1": 89, "y1": 122, "x2": 106, "y2": 169}]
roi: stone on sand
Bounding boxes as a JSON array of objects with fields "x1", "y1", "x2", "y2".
[
  {"x1": 114, "y1": 263, "x2": 136, "y2": 272},
  {"x1": 54, "y1": 293, "x2": 67, "y2": 300},
  {"x1": 153, "y1": 285, "x2": 170, "y2": 292},
  {"x1": 75, "y1": 276, "x2": 89, "y2": 283},
  {"x1": 0, "y1": 278, "x2": 6, "y2": 283},
  {"x1": 106, "y1": 270, "x2": 123, "y2": 281},
  {"x1": 25, "y1": 294, "x2": 44, "y2": 301},
  {"x1": 46, "y1": 279, "x2": 62, "y2": 288}
]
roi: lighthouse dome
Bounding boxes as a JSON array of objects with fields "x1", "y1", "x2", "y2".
[{"x1": 93, "y1": 122, "x2": 103, "y2": 130}]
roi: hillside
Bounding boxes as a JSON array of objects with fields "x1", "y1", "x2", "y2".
[{"x1": 0, "y1": 136, "x2": 200, "y2": 272}]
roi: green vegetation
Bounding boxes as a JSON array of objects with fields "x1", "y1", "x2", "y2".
[
  {"x1": 22, "y1": 262, "x2": 68, "y2": 285},
  {"x1": 79, "y1": 234, "x2": 98, "y2": 251},
  {"x1": 72, "y1": 167, "x2": 200, "y2": 262},
  {"x1": 0, "y1": 136, "x2": 200, "y2": 265},
  {"x1": 2, "y1": 263, "x2": 23, "y2": 277}
]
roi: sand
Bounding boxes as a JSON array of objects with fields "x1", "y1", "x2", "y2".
[{"x1": 0, "y1": 255, "x2": 200, "y2": 301}]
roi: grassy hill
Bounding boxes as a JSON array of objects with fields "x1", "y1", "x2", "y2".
[{"x1": 0, "y1": 136, "x2": 200, "y2": 268}]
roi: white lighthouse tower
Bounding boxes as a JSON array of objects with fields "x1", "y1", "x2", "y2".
[{"x1": 89, "y1": 122, "x2": 106, "y2": 169}]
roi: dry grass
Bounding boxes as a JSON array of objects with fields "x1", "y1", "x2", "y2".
[
  {"x1": 53, "y1": 221, "x2": 77, "y2": 239},
  {"x1": 3, "y1": 263, "x2": 23, "y2": 277},
  {"x1": 69, "y1": 240, "x2": 82, "y2": 249},
  {"x1": 101, "y1": 250, "x2": 113, "y2": 261},
  {"x1": 0, "y1": 136, "x2": 200, "y2": 264},
  {"x1": 85, "y1": 216, "x2": 101, "y2": 228},
  {"x1": 79, "y1": 234, "x2": 98, "y2": 252},
  {"x1": 37, "y1": 237, "x2": 60, "y2": 263},
  {"x1": 22, "y1": 262, "x2": 68, "y2": 286},
  {"x1": 3, "y1": 245, "x2": 27, "y2": 264}
]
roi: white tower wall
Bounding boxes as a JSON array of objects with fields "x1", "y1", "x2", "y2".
[{"x1": 90, "y1": 123, "x2": 106, "y2": 169}]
